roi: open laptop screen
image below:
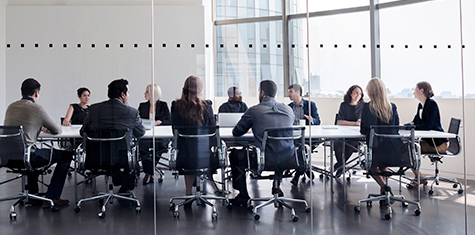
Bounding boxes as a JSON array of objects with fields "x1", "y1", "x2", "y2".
[{"x1": 217, "y1": 113, "x2": 243, "y2": 127}]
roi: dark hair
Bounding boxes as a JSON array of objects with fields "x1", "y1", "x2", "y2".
[
  {"x1": 288, "y1": 84, "x2": 302, "y2": 96},
  {"x1": 21, "y1": 78, "x2": 41, "y2": 96},
  {"x1": 227, "y1": 86, "x2": 239, "y2": 97},
  {"x1": 343, "y1": 85, "x2": 364, "y2": 103},
  {"x1": 416, "y1": 81, "x2": 434, "y2": 98},
  {"x1": 260, "y1": 80, "x2": 277, "y2": 98},
  {"x1": 108, "y1": 79, "x2": 128, "y2": 99},
  {"x1": 175, "y1": 75, "x2": 207, "y2": 125},
  {"x1": 77, "y1": 87, "x2": 90, "y2": 97}
]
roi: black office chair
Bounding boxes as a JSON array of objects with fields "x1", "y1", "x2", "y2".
[
  {"x1": 74, "y1": 129, "x2": 141, "y2": 218},
  {"x1": 0, "y1": 126, "x2": 57, "y2": 220},
  {"x1": 247, "y1": 126, "x2": 311, "y2": 222},
  {"x1": 355, "y1": 125, "x2": 421, "y2": 220},
  {"x1": 417, "y1": 118, "x2": 463, "y2": 195},
  {"x1": 168, "y1": 125, "x2": 230, "y2": 220}
]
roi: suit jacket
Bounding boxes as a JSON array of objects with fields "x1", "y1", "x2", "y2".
[
  {"x1": 80, "y1": 98, "x2": 145, "y2": 140},
  {"x1": 412, "y1": 98, "x2": 447, "y2": 146},
  {"x1": 288, "y1": 99, "x2": 321, "y2": 125},
  {"x1": 360, "y1": 102, "x2": 399, "y2": 138},
  {"x1": 138, "y1": 100, "x2": 171, "y2": 125}
]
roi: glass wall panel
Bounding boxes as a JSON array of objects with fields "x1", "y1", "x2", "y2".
[
  {"x1": 216, "y1": 0, "x2": 282, "y2": 20},
  {"x1": 291, "y1": 0, "x2": 369, "y2": 14}
]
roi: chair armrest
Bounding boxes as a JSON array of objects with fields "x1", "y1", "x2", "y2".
[
  {"x1": 25, "y1": 141, "x2": 54, "y2": 172},
  {"x1": 217, "y1": 140, "x2": 228, "y2": 168},
  {"x1": 167, "y1": 140, "x2": 177, "y2": 170}
]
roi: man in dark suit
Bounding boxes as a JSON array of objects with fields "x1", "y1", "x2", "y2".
[{"x1": 80, "y1": 78, "x2": 146, "y2": 192}]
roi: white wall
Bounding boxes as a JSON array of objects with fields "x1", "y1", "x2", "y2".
[{"x1": 5, "y1": 5, "x2": 205, "y2": 121}]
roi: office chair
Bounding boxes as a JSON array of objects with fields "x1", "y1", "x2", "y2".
[
  {"x1": 247, "y1": 126, "x2": 311, "y2": 222},
  {"x1": 0, "y1": 126, "x2": 57, "y2": 220},
  {"x1": 74, "y1": 129, "x2": 141, "y2": 218},
  {"x1": 416, "y1": 118, "x2": 463, "y2": 195},
  {"x1": 355, "y1": 125, "x2": 421, "y2": 220},
  {"x1": 168, "y1": 125, "x2": 230, "y2": 220}
]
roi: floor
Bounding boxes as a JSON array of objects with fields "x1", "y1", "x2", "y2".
[{"x1": 0, "y1": 151, "x2": 473, "y2": 235}]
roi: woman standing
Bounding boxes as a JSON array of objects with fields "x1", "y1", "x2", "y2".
[
  {"x1": 62, "y1": 87, "x2": 90, "y2": 126},
  {"x1": 171, "y1": 75, "x2": 215, "y2": 197},
  {"x1": 138, "y1": 84, "x2": 171, "y2": 184}
]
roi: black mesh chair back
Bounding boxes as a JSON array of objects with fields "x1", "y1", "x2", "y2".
[
  {"x1": 0, "y1": 126, "x2": 27, "y2": 168},
  {"x1": 447, "y1": 118, "x2": 461, "y2": 155},
  {"x1": 261, "y1": 126, "x2": 303, "y2": 173},
  {"x1": 173, "y1": 125, "x2": 220, "y2": 172}
]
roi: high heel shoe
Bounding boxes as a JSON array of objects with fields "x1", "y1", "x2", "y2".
[
  {"x1": 406, "y1": 180, "x2": 428, "y2": 189},
  {"x1": 143, "y1": 173, "x2": 154, "y2": 185}
]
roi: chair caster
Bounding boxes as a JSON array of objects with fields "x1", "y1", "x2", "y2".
[
  {"x1": 346, "y1": 177, "x2": 351, "y2": 182},
  {"x1": 384, "y1": 213, "x2": 392, "y2": 220},
  {"x1": 428, "y1": 190, "x2": 434, "y2": 195},
  {"x1": 98, "y1": 198, "x2": 104, "y2": 205},
  {"x1": 135, "y1": 207, "x2": 141, "y2": 213},
  {"x1": 458, "y1": 189, "x2": 463, "y2": 194},
  {"x1": 453, "y1": 183, "x2": 458, "y2": 188},
  {"x1": 212, "y1": 212, "x2": 218, "y2": 220},
  {"x1": 74, "y1": 206, "x2": 81, "y2": 213},
  {"x1": 10, "y1": 212, "x2": 17, "y2": 220},
  {"x1": 158, "y1": 178, "x2": 163, "y2": 183},
  {"x1": 366, "y1": 201, "x2": 372, "y2": 207},
  {"x1": 51, "y1": 206, "x2": 59, "y2": 212},
  {"x1": 173, "y1": 211, "x2": 180, "y2": 218},
  {"x1": 414, "y1": 209, "x2": 421, "y2": 216},
  {"x1": 402, "y1": 202, "x2": 408, "y2": 207},
  {"x1": 98, "y1": 212, "x2": 106, "y2": 219},
  {"x1": 226, "y1": 203, "x2": 233, "y2": 210},
  {"x1": 319, "y1": 174, "x2": 324, "y2": 179},
  {"x1": 291, "y1": 214, "x2": 299, "y2": 222},
  {"x1": 366, "y1": 175, "x2": 370, "y2": 179},
  {"x1": 352, "y1": 170, "x2": 357, "y2": 175},
  {"x1": 169, "y1": 202, "x2": 175, "y2": 211},
  {"x1": 247, "y1": 204, "x2": 254, "y2": 211},
  {"x1": 253, "y1": 213, "x2": 260, "y2": 220},
  {"x1": 354, "y1": 206, "x2": 360, "y2": 213},
  {"x1": 305, "y1": 207, "x2": 311, "y2": 213}
]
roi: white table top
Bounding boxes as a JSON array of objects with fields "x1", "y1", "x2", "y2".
[{"x1": 39, "y1": 125, "x2": 456, "y2": 140}]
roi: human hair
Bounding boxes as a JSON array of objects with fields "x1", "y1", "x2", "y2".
[
  {"x1": 366, "y1": 78, "x2": 393, "y2": 123},
  {"x1": 288, "y1": 84, "x2": 302, "y2": 96},
  {"x1": 21, "y1": 78, "x2": 41, "y2": 97},
  {"x1": 260, "y1": 80, "x2": 277, "y2": 98},
  {"x1": 77, "y1": 87, "x2": 90, "y2": 97},
  {"x1": 147, "y1": 84, "x2": 162, "y2": 102},
  {"x1": 343, "y1": 85, "x2": 364, "y2": 103},
  {"x1": 174, "y1": 75, "x2": 208, "y2": 125},
  {"x1": 416, "y1": 81, "x2": 434, "y2": 99},
  {"x1": 107, "y1": 79, "x2": 129, "y2": 99},
  {"x1": 227, "y1": 86, "x2": 239, "y2": 97}
]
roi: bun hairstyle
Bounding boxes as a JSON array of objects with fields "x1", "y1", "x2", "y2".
[
  {"x1": 77, "y1": 87, "x2": 90, "y2": 97},
  {"x1": 416, "y1": 81, "x2": 434, "y2": 98}
]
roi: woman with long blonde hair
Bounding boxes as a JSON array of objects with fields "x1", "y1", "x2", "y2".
[{"x1": 360, "y1": 78, "x2": 399, "y2": 206}]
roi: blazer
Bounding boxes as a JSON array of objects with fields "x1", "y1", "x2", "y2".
[
  {"x1": 80, "y1": 98, "x2": 146, "y2": 140},
  {"x1": 360, "y1": 102, "x2": 399, "y2": 138},
  {"x1": 288, "y1": 99, "x2": 321, "y2": 125},
  {"x1": 412, "y1": 98, "x2": 447, "y2": 147},
  {"x1": 138, "y1": 100, "x2": 171, "y2": 125}
]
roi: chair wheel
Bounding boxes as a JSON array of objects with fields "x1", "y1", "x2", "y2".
[
  {"x1": 254, "y1": 213, "x2": 260, "y2": 220},
  {"x1": 74, "y1": 206, "x2": 81, "y2": 213},
  {"x1": 291, "y1": 214, "x2": 299, "y2": 222},
  {"x1": 428, "y1": 190, "x2": 434, "y2": 195},
  {"x1": 402, "y1": 202, "x2": 408, "y2": 207},
  {"x1": 305, "y1": 207, "x2": 311, "y2": 213},
  {"x1": 135, "y1": 207, "x2": 141, "y2": 213},
  {"x1": 169, "y1": 202, "x2": 175, "y2": 211},
  {"x1": 173, "y1": 211, "x2": 180, "y2": 218},
  {"x1": 384, "y1": 213, "x2": 391, "y2": 220},
  {"x1": 98, "y1": 198, "x2": 104, "y2": 205},
  {"x1": 346, "y1": 177, "x2": 351, "y2": 182},
  {"x1": 247, "y1": 204, "x2": 254, "y2": 211},
  {"x1": 453, "y1": 184, "x2": 458, "y2": 188},
  {"x1": 212, "y1": 212, "x2": 218, "y2": 220},
  {"x1": 366, "y1": 175, "x2": 370, "y2": 179},
  {"x1": 51, "y1": 206, "x2": 59, "y2": 212},
  {"x1": 414, "y1": 209, "x2": 421, "y2": 216},
  {"x1": 352, "y1": 171, "x2": 357, "y2": 175},
  {"x1": 366, "y1": 201, "x2": 372, "y2": 207},
  {"x1": 458, "y1": 189, "x2": 463, "y2": 194},
  {"x1": 158, "y1": 178, "x2": 163, "y2": 183},
  {"x1": 10, "y1": 212, "x2": 17, "y2": 220},
  {"x1": 354, "y1": 206, "x2": 360, "y2": 213},
  {"x1": 98, "y1": 212, "x2": 106, "y2": 218},
  {"x1": 319, "y1": 174, "x2": 324, "y2": 179}
]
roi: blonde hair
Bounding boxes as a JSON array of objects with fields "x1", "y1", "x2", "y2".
[
  {"x1": 147, "y1": 84, "x2": 162, "y2": 102},
  {"x1": 366, "y1": 78, "x2": 393, "y2": 123}
]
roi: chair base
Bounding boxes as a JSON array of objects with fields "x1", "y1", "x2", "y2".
[
  {"x1": 419, "y1": 160, "x2": 464, "y2": 195},
  {"x1": 0, "y1": 191, "x2": 57, "y2": 220},
  {"x1": 247, "y1": 193, "x2": 310, "y2": 222}
]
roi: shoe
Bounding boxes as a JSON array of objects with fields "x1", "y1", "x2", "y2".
[
  {"x1": 229, "y1": 195, "x2": 250, "y2": 207},
  {"x1": 271, "y1": 187, "x2": 284, "y2": 197},
  {"x1": 118, "y1": 187, "x2": 131, "y2": 194},
  {"x1": 290, "y1": 174, "x2": 300, "y2": 186},
  {"x1": 44, "y1": 199, "x2": 69, "y2": 208},
  {"x1": 142, "y1": 173, "x2": 154, "y2": 185},
  {"x1": 334, "y1": 168, "x2": 343, "y2": 178},
  {"x1": 183, "y1": 199, "x2": 194, "y2": 209},
  {"x1": 406, "y1": 180, "x2": 428, "y2": 189},
  {"x1": 305, "y1": 170, "x2": 315, "y2": 180}
]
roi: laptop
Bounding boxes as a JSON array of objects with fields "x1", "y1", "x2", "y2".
[
  {"x1": 218, "y1": 113, "x2": 243, "y2": 127},
  {"x1": 141, "y1": 119, "x2": 154, "y2": 130}
]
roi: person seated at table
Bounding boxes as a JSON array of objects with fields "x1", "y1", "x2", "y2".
[
  {"x1": 406, "y1": 81, "x2": 448, "y2": 189},
  {"x1": 62, "y1": 87, "x2": 90, "y2": 126},
  {"x1": 288, "y1": 83, "x2": 320, "y2": 185},
  {"x1": 138, "y1": 84, "x2": 171, "y2": 185},
  {"x1": 231, "y1": 80, "x2": 295, "y2": 206},
  {"x1": 288, "y1": 83, "x2": 320, "y2": 126},
  {"x1": 171, "y1": 75, "x2": 216, "y2": 200},
  {"x1": 333, "y1": 85, "x2": 365, "y2": 178},
  {"x1": 360, "y1": 78, "x2": 399, "y2": 206},
  {"x1": 80, "y1": 79, "x2": 145, "y2": 193},
  {"x1": 218, "y1": 86, "x2": 248, "y2": 113},
  {"x1": 4, "y1": 78, "x2": 73, "y2": 207}
]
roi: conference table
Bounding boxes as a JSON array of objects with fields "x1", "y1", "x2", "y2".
[{"x1": 39, "y1": 125, "x2": 457, "y2": 202}]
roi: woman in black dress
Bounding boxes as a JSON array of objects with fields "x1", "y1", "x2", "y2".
[
  {"x1": 171, "y1": 75, "x2": 215, "y2": 196},
  {"x1": 138, "y1": 84, "x2": 171, "y2": 184},
  {"x1": 62, "y1": 87, "x2": 90, "y2": 126}
]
